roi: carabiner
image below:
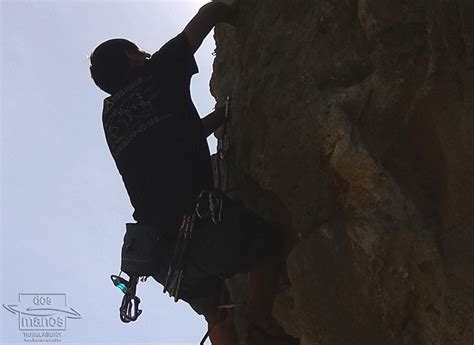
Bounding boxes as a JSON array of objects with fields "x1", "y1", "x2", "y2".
[
  {"x1": 112, "y1": 274, "x2": 143, "y2": 323},
  {"x1": 120, "y1": 294, "x2": 142, "y2": 323}
]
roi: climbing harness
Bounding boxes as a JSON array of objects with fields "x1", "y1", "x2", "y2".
[{"x1": 111, "y1": 273, "x2": 143, "y2": 323}]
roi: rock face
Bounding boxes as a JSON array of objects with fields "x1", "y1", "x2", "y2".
[{"x1": 210, "y1": 1, "x2": 474, "y2": 344}]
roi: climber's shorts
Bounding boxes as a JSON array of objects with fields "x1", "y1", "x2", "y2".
[
  {"x1": 180, "y1": 194, "x2": 275, "y2": 320},
  {"x1": 153, "y1": 193, "x2": 275, "y2": 321},
  {"x1": 188, "y1": 193, "x2": 275, "y2": 278}
]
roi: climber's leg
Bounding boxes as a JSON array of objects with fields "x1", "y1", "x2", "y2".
[
  {"x1": 208, "y1": 309, "x2": 239, "y2": 345},
  {"x1": 244, "y1": 223, "x2": 299, "y2": 344},
  {"x1": 197, "y1": 283, "x2": 239, "y2": 345},
  {"x1": 246, "y1": 222, "x2": 282, "y2": 327},
  {"x1": 247, "y1": 253, "x2": 279, "y2": 325}
]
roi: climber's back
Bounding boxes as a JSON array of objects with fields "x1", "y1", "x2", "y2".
[{"x1": 94, "y1": 32, "x2": 213, "y2": 235}]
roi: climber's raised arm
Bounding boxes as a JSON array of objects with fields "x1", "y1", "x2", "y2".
[{"x1": 184, "y1": 2, "x2": 236, "y2": 53}]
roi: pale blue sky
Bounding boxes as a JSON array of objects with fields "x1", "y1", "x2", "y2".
[{"x1": 1, "y1": 1, "x2": 218, "y2": 343}]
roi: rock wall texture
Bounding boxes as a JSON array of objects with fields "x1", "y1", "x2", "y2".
[{"x1": 210, "y1": 1, "x2": 474, "y2": 344}]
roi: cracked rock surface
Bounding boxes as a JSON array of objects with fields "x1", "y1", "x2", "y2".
[{"x1": 210, "y1": 0, "x2": 474, "y2": 344}]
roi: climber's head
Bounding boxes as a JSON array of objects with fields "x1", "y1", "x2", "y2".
[{"x1": 89, "y1": 38, "x2": 151, "y2": 94}]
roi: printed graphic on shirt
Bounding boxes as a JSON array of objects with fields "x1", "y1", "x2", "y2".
[{"x1": 102, "y1": 76, "x2": 172, "y2": 159}]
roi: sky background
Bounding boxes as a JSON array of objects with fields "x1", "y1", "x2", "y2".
[{"x1": 1, "y1": 1, "x2": 218, "y2": 343}]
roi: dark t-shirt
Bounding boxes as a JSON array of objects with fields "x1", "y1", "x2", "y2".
[
  {"x1": 102, "y1": 32, "x2": 214, "y2": 238},
  {"x1": 102, "y1": 32, "x2": 220, "y2": 319}
]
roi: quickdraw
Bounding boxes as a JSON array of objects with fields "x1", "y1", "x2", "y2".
[
  {"x1": 163, "y1": 213, "x2": 195, "y2": 302},
  {"x1": 195, "y1": 190, "x2": 224, "y2": 224}
]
